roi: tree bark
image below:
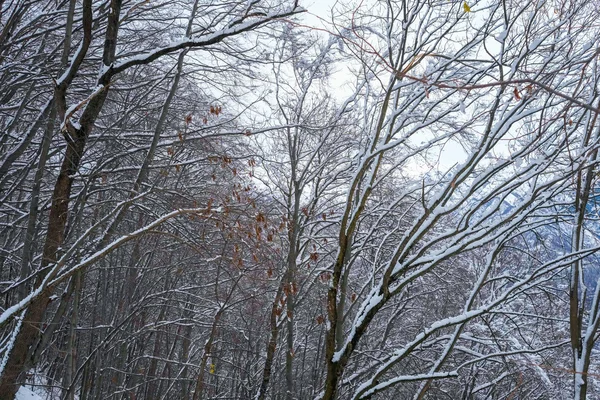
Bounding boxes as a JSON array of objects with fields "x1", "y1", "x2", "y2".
[
  {"x1": 256, "y1": 287, "x2": 282, "y2": 400},
  {"x1": 192, "y1": 308, "x2": 223, "y2": 400},
  {"x1": 0, "y1": 1, "x2": 114, "y2": 397}
]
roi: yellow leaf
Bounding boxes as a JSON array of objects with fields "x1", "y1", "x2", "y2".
[
  {"x1": 463, "y1": 2, "x2": 471, "y2": 12},
  {"x1": 209, "y1": 364, "x2": 215, "y2": 374}
]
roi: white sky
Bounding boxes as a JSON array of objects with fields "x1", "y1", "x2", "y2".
[{"x1": 294, "y1": 0, "x2": 497, "y2": 173}]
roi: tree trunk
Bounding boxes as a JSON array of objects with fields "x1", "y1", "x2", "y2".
[
  {"x1": 0, "y1": 1, "x2": 118, "y2": 396},
  {"x1": 256, "y1": 287, "x2": 282, "y2": 400},
  {"x1": 192, "y1": 308, "x2": 222, "y2": 400},
  {"x1": 0, "y1": 126, "x2": 87, "y2": 399}
]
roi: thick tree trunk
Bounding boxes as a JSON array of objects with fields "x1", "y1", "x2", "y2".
[
  {"x1": 285, "y1": 274, "x2": 296, "y2": 400},
  {"x1": 256, "y1": 287, "x2": 282, "y2": 400},
  {"x1": 323, "y1": 285, "x2": 340, "y2": 400},
  {"x1": 0, "y1": 126, "x2": 87, "y2": 399},
  {"x1": 569, "y1": 109, "x2": 600, "y2": 400},
  {"x1": 0, "y1": 1, "x2": 118, "y2": 396}
]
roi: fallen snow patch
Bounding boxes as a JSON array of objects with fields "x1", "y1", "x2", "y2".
[{"x1": 16, "y1": 386, "x2": 43, "y2": 400}]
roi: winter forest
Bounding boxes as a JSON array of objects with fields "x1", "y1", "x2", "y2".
[{"x1": 2, "y1": 0, "x2": 600, "y2": 399}]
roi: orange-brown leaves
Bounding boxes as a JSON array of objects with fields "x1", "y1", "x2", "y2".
[
  {"x1": 319, "y1": 272, "x2": 331, "y2": 283},
  {"x1": 255, "y1": 225, "x2": 262, "y2": 239},
  {"x1": 513, "y1": 87, "x2": 522, "y2": 101},
  {"x1": 210, "y1": 105, "x2": 222, "y2": 116},
  {"x1": 283, "y1": 283, "x2": 297, "y2": 296}
]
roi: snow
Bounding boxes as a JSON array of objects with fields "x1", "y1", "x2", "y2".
[
  {"x1": 332, "y1": 289, "x2": 383, "y2": 362},
  {"x1": 0, "y1": 310, "x2": 25, "y2": 377},
  {"x1": 510, "y1": 58, "x2": 519, "y2": 74},
  {"x1": 110, "y1": 8, "x2": 303, "y2": 76},
  {"x1": 514, "y1": 156, "x2": 523, "y2": 168},
  {"x1": 56, "y1": 42, "x2": 84, "y2": 85},
  {"x1": 16, "y1": 387, "x2": 43, "y2": 400},
  {"x1": 495, "y1": 29, "x2": 507, "y2": 42},
  {"x1": 528, "y1": 38, "x2": 543, "y2": 51}
]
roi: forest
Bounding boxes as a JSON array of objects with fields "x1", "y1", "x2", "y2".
[{"x1": 1, "y1": 0, "x2": 600, "y2": 399}]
